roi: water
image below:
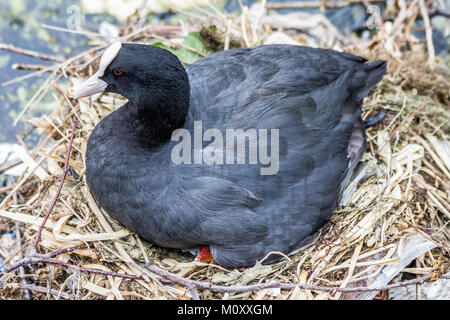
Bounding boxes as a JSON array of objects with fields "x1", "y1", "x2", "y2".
[{"x1": 0, "y1": 0, "x2": 117, "y2": 144}]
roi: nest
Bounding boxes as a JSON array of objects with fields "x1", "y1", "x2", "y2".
[{"x1": 0, "y1": 1, "x2": 449, "y2": 300}]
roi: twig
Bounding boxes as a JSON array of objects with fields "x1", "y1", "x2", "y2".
[
  {"x1": 120, "y1": 25, "x2": 183, "y2": 42},
  {"x1": 0, "y1": 159, "x2": 22, "y2": 175},
  {"x1": 241, "y1": 6, "x2": 250, "y2": 47},
  {"x1": 15, "y1": 283, "x2": 75, "y2": 300},
  {"x1": 418, "y1": 0, "x2": 435, "y2": 70},
  {"x1": 0, "y1": 184, "x2": 16, "y2": 194},
  {"x1": 32, "y1": 117, "x2": 78, "y2": 250},
  {"x1": 266, "y1": 0, "x2": 385, "y2": 10},
  {"x1": 14, "y1": 210, "x2": 30, "y2": 299},
  {"x1": 390, "y1": 0, "x2": 420, "y2": 37},
  {"x1": 3, "y1": 24, "x2": 181, "y2": 88},
  {"x1": 43, "y1": 24, "x2": 105, "y2": 39},
  {"x1": 427, "y1": 6, "x2": 450, "y2": 18},
  {"x1": 415, "y1": 259, "x2": 421, "y2": 300},
  {"x1": 0, "y1": 243, "x2": 28, "y2": 271},
  {"x1": 251, "y1": 0, "x2": 267, "y2": 41},
  {"x1": 188, "y1": 286, "x2": 200, "y2": 300},
  {"x1": 38, "y1": 258, "x2": 144, "y2": 280},
  {"x1": 145, "y1": 263, "x2": 450, "y2": 296},
  {"x1": 3, "y1": 46, "x2": 102, "y2": 87},
  {"x1": 12, "y1": 70, "x2": 57, "y2": 125},
  {"x1": 51, "y1": 80, "x2": 83, "y2": 124},
  {"x1": 46, "y1": 244, "x2": 89, "y2": 258},
  {"x1": 389, "y1": 102, "x2": 428, "y2": 140},
  {"x1": 0, "y1": 43, "x2": 63, "y2": 62},
  {"x1": 12, "y1": 63, "x2": 51, "y2": 72},
  {"x1": 0, "y1": 160, "x2": 41, "y2": 210},
  {"x1": 5, "y1": 244, "x2": 88, "y2": 273},
  {"x1": 6, "y1": 254, "x2": 145, "y2": 281},
  {"x1": 224, "y1": 20, "x2": 232, "y2": 51},
  {"x1": 5, "y1": 243, "x2": 145, "y2": 283}
]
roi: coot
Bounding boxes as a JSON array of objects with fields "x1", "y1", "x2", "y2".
[{"x1": 73, "y1": 42, "x2": 386, "y2": 268}]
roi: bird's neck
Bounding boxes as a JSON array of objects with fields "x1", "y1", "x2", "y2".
[{"x1": 126, "y1": 89, "x2": 190, "y2": 147}]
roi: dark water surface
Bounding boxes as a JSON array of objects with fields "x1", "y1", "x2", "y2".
[{"x1": 0, "y1": 0, "x2": 116, "y2": 144}]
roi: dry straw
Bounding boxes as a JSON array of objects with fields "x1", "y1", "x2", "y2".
[{"x1": 0, "y1": 0, "x2": 448, "y2": 300}]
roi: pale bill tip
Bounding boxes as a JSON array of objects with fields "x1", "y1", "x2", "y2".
[{"x1": 72, "y1": 41, "x2": 122, "y2": 99}]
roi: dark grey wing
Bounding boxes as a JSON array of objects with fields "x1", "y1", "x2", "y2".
[
  {"x1": 136, "y1": 175, "x2": 268, "y2": 249},
  {"x1": 186, "y1": 45, "x2": 367, "y2": 126}
]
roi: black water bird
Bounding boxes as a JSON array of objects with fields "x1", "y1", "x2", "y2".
[{"x1": 73, "y1": 42, "x2": 386, "y2": 268}]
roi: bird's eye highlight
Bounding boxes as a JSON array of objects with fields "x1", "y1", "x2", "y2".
[{"x1": 113, "y1": 68, "x2": 123, "y2": 76}]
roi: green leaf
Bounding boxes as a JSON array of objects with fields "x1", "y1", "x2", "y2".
[
  {"x1": 150, "y1": 41, "x2": 180, "y2": 57},
  {"x1": 148, "y1": 32, "x2": 210, "y2": 65},
  {"x1": 150, "y1": 41, "x2": 171, "y2": 51},
  {"x1": 175, "y1": 32, "x2": 208, "y2": 64}
]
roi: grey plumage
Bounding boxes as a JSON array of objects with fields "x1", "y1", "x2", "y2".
[{"x1": 85, "y1": 44, "x2": 386, "y2": 268}]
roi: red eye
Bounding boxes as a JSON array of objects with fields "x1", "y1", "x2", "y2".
[{"x1": 113, "y1": 68, "x2": 123, "y2": 76}]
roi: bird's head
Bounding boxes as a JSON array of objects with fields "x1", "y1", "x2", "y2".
[{"x1": 73, "y1": 41, "x2": 189, "y2": 108}]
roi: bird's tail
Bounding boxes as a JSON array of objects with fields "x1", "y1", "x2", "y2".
[{"x1": 353, "y1": 60, "x2": 387, "y2": 101}]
